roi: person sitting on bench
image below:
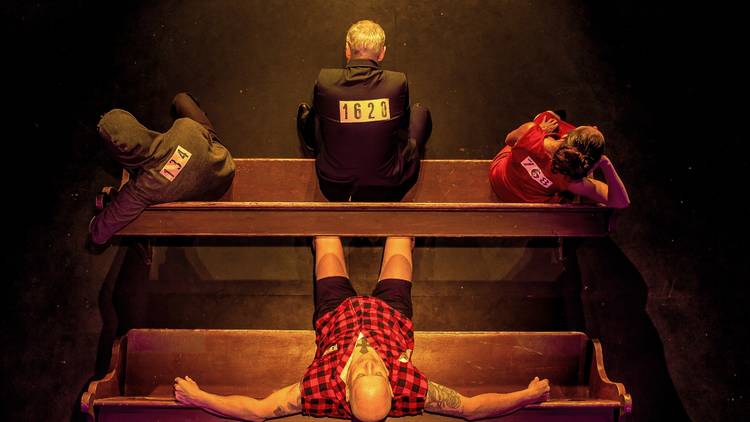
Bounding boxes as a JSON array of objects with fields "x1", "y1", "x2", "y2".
[
  {"x1": 88, "y1": 93, "x2": 235, "y2": 247},
  {"x1": 489, "y1": 110, "x2": 630, "y2": 208},
  {"x1": 297, "y1": 20, "x2": 432, "y2": 202},
  {"x1": 174, "y1": 236, "x2": 550, "y2": 421}
]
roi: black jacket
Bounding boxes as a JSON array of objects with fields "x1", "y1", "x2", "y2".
[{"x1": 313, "y1": 59, "x2": 410, "y2": 186}]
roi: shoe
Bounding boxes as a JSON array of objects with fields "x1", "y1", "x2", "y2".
[
  {"x1": 297, "y1": 103, "x2": 316, "y2": 154},
  {"x1": 95, "y1": 186, "x2": 118, "y2": 211},
  {"x1": 85, "y1": 233, "x2": 110, "y2": 254}
]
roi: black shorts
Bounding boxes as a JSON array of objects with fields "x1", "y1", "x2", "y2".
[{"x1": 314, "y1": 276, "x2": 413, "y2": 323}]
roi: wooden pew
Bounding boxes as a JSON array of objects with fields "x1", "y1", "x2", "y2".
[
  {"x1": 110, "y1": 159, "x2": 615, "y2": 238},
  {"x1": 82, "y1": 329, "x2": 631, "y2": 421}
]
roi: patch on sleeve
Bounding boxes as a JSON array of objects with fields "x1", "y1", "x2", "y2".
[
  {"x1": 520, "y1": 156, "x2": 553, "y2": 188},
  {"x1": 339, "y1": 98, "x2": 390, "y2": 123},
  {"x1": 160, "y1": 145, "x2": 192, "y2": 182}
]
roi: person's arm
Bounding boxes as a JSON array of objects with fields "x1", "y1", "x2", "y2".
[
  {"x1": 424, "y1": 378, "x2": 550, "y2": 420},
  {"x1": 89, "y1": 183, "x2": 151, "y2": 245},
  {"x1": 174, "y1": 376, "x2": 302, "y2": 421},
  {"x1": 504, "y1": 122, "x2": 536, "y2": 147},
  {"x1": 567, "y1": 155, "x2": 630, "y2": 209},
  {"x1": 505, "y1": 115, "x2": 558, "y2": 147}
]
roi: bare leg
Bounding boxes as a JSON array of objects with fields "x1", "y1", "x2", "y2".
[
  {"x1": 378, "y1": 236, "x2": 414, "y2": 282},
  {"x1": 314, "y1": 236, "x2": 348, "y2": 281}
]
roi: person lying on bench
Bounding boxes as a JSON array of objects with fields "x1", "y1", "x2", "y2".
[
  {"x1": 174, "y1": 236, "x2": 550, "y2": 421},
  {"x1": 489, "y1": 110, "x2": 630, "y2": 208},
  {"x1": 297, "y1": 20, "x2": 432, "y2": 202},
  {"x1": 88, "y1": 93, "x2": 235, "y2": 248}
]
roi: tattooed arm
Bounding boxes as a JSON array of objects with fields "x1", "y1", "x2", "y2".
[
  {"x1": 174, "y1": 376, "x2": 301, "y2": 421},
  {"x1": 424, "y1": 377, "x2": 550, "y2": 420}
]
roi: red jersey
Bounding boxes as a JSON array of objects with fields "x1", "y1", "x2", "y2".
[
  {"x1": 490, "y1": 111, "x2": 576, "y2": 203},
  {"x1": 300, "y1": 296, "x2": 428, "y2": 418}
]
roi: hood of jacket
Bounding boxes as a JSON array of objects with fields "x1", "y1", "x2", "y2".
[{"x1": 97, "y1": 109, "x2": 163, "y2": 168}]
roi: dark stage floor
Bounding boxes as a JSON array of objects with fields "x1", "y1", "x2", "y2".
[{"x1": 4, "y1": 1, "x2": 747, "y2": 421}]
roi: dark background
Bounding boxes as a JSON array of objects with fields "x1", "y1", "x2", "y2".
[{"x1": 2, "y1": 1, "x2": 746, "y2": 421}]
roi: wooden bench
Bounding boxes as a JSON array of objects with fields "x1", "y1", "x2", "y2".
[
  {"x1": 82, "y1": 329, "x2": 631, "y2": 421},
  {"x1": 111, "y1": 159, "x2": 615, "y2": 238}
]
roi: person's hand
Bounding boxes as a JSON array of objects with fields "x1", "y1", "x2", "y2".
[
  {"x1": 538, "y1": 116, "x2": 558, "y2": 134},
  {"x1": 526, "y1": 377, "x2": 551, "y2": 403},
  {"x1": 587, "y1": 154, "x2": 612, "y2": 176},
  {"x1": 174, "y1": 376, "x2": 204, "y2": 406}
]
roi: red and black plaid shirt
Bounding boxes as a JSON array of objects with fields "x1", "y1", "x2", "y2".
[{"x1": 301, "y1": 296, "x2": 429, "y2": 418}]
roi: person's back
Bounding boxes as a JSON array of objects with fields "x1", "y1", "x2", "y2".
[
  {"x1": 490, "y1": 111, "x2": 575, "y2": 203},
  {"x1": 89, "y1": 93, "x2": 235, "y2": 246},
  {"x1": 298, "y1": 20, "x2": 431, "y2": 202},
  {"x1": 107, "y1": 113, "x2": 234, "y2": 203},
  {"x1": 314, "y1": 61, "x2": 409, "y2": 187}
]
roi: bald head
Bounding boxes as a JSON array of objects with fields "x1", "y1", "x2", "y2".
[{"x1": 350, "y1": 375, "x2": 391, "y2": 422}]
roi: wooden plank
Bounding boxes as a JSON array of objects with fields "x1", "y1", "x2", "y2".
[
  {"x1": 116, "y1": 202, "x2": 611, "y2": 237},
  {"x1": 95, "y1": 397, "x2": 622, "y2": 408},
  {"x1": 96, "y1": 399, "x2": 621, "y2": 422},
  {"x1": 589, "y1": 340, "x2": 633, "y2": 418},
  {"x1": 84, "y1": 330, "x2": 629, "y2": 411},
  {"x1": 106, "y1": 159, "x2": 613, "y2": 238},
  {"x1": 120, "y1": 330, "x2": 593, "y2": 398},
  {"x1": 123, "y1": 330, "x2": 313, "y2": 397},
  {"x1": 224, "y1": 159, "x2": 498, "y2": 203},
  {"x1": 81, "y1": 336, "x2": 126, "y2": 422}
]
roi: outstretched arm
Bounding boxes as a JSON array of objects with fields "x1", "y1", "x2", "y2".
[
  {"x1": 174, "y1": 377, "x2": 301, "y2": 421},
  {"x1": 424, "y1": 378, "x2": 550, "y2": 420},
  {"x1": 567, "y1": 155, "x2": 630, "y2": 209},
  {"x1": 89, "y1": 183, "x2": 151, "y2": 245}
]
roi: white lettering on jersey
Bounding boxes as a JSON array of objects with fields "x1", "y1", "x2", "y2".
[{"x1": 520, "y1": 156, "x2": 553, "y2": 188}]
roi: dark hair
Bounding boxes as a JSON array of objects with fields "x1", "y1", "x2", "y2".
[{"x1": 551, "y1": 127, "x2": 604, "y2": 180}]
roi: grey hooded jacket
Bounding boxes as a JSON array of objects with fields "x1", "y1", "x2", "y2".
[{"x1": 90, "y1": 109, "x2": 234, "y2": 244}]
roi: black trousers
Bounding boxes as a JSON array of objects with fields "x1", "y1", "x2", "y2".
[{"x1": 313, "y1": 276, "x2": 414, "y2": 324}]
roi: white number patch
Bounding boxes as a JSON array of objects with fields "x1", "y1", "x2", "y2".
[
  {"x1": 339, "y1": 98, "x2": 390, "y2": 123},
  {"x1": 160, "y1": 145, "x2": 192, "y2": 182},
  {"x1": 520, "y1": 156, "x2": 553, "y2": 188}
]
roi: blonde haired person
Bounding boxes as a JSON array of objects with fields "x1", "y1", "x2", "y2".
[
  {"x1": 297, "y1": 20, "x2": 432, "y2": 202},
  {"x1": 346, "y1": 19, "x2": 386, "y2": 56}
]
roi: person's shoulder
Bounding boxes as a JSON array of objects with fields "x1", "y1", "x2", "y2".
[
  {"x1": 317, "y1": 68, "x2": 345, "y2": 83},
  {"x1": 382, "y1": 69, "x2": 407, "y2": 81},
  {"x1": 515, "y1": 123, "x2": 546, "y2": 150},
  {"x1": 380, "y1": 70, "x2": 408, "y2": 94},
  {"x1": 169, "y1": 116, "x2": 206, "y2": 131}
]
